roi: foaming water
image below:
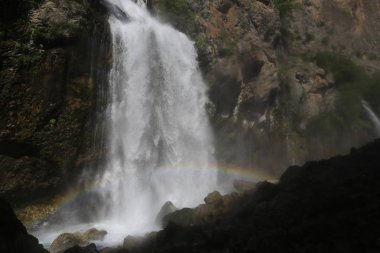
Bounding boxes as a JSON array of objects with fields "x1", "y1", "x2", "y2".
[
  {"x1": 362, "y1": 100, "x2": 380, "y2": 137},
  {"x1": 33, "y1": 0, "x2": 238, "y2": 247},
  {"x1": 34, "y1": 166, "x2": 257, "y2": 248}
]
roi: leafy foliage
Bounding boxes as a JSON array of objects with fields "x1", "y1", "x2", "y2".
[
  {"x1": 273, "y1": 0, "x2": 302, "y2": 19},
  {"x1": 216, "y1": 31, "x2": 237, "y2": 57},
  {"x1": 155, "y1": 0, "x2": 196, "y2": 34},
  {"x1": 33, "y1": 22, "x2": 86, "y2": 47},
  {"x1": 308, "y1": 52, "x2": 380, "y2": 134}
]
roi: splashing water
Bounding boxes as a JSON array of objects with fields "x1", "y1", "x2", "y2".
[
  {"x1": 362, "y1": 100, "x2": 380, "y2": 137},
  {"x1": 96, "y1": 0, "x2": 226, "y2": 243},
  {"x1": 100, "y1": 0, "x2": 220, "y2": 225}
]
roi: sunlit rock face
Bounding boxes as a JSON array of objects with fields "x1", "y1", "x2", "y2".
[{"x1": 152, "y1": 0, "x2": 380, "y2": 174}]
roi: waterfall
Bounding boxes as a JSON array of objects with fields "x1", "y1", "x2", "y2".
[
  {"x1": 94, "y1": 0, "x2": 221, "y2": 239},
  {"x1": 361, "y1": 100, "x2": 380, "y2": 137},
  {"x1": 32, "y1": 0, "x2": 248, "y2": 247}
]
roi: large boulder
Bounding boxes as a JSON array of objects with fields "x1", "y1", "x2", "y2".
[
  {"x1": 49, "y1": 228, "x2": 107, "y2": 253},
  {"x1": 123, "y1": 236, "x2": 143, "y2": 251},
  {"x1": 155, "y1": 201, "x2": 178, "y2": 226},
  {"x1": 63, "y1": 243, "x2": 98, "y2": 253},
  {"x1": 203, "y1": 191, "x2": 223, "y2": 206},
  {"x1": 162, "y1": 208, "x2": 197, "y2": 227},
  {"x1": 162, "y1": 191, "x2": 239, "y2": 227},
  {"x1": 233, "y1": 179, "x2": 257, "y2": 192}
]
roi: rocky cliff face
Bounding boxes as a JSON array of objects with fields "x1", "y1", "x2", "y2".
[
  {"x1": 152, "y1": 0, "x2": 380, "y2": 175},
  {"x1": 0, "y1": 0, "x2": 110, "y2": 221},
  {"x1": 1, "y1": 0, "x2": 380, "y2": 225}
]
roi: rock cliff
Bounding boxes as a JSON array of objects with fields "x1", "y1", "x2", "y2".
[
  {"x1": 0, "y1": 0, "x2": 110, "y2": 222},
  {"x1": 152, "y1": 0, "x2": 380, "y2": 175},
  {"x1": 1, "y1": 0, "x2": 380, "y2": 226}
]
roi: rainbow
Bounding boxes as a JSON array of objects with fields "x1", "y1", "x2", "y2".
[{"x1": 27, "y1": 164, "x2": 278, "y2": 226}]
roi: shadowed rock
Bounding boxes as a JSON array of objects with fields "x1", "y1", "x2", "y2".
[
  {"x1": 233, "y1": 179, "x2": 256, "y2": 192},
  {"x1": 155, "y1": 201, "x2": 178, "y2": 226},
  {"x1": 0, "y1": 198, "x2": 48, "y2": 253},
  {"x1": 113, "y1": 139, "x2": 380, "y2": 253}
]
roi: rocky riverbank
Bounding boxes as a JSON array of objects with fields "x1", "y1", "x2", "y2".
[
  {"x1": 111, "y1": 138, "x2": 380, "y2": 253},
  {"x1": 2, "y1": 138, "x2": 379, "y2": 253}
]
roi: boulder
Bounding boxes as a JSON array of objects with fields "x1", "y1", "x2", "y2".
[
  {"x1": 204, "y1": 191, "x2": 223, "y2": 206},
  {"x1": 63, "y1": 243, "x2": 98, "y2": 253},
  {"x1": 123, "y1": 236, "x2": 142, "y2": 251},
  {"x1": 233, "y1": 180, "x2": 257, "y2": 192},
  {"x1": 162, "y1": 208, "x2": 197, "y2": 227},
  {"x1": 50, "y1": 228, "x2": 107, "y2": 253},
  {"x1": 155, "y1": 201, "x2": 178, "y2": 226}
]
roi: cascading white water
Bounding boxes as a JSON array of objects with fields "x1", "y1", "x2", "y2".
[
  {"x1": 93, "y1": 0, "x2": 224, "y2": 241},
  {"x1": 361, "y1": 100, "x2": 380, "y2": 137},
  {"x1": 33, "y1": 0, "x2": 251, "y2": 247}
]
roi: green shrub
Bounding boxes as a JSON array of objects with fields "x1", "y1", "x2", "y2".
[
  {"x1": 216, "y1": 31, "x2": 237, "y2": 57},
  {"x1": 155, "y1": 0, "x2": 195, "y2": 34},
  {"x1": 308, "y1": 52, "x2": 380, "y2": 133},
  {"x1": 273, "y1": 0, "x2": 302, "y2": 19},
  {"x1": 33, "y1": 22, "x2": 86, "y2": 47},
  {"x1": 14, "y1": 42, "x2": 44, "y2": 69},
  {"x1": 321, "y1": 36, "x2": 329, "y2": 45},
  {"x1": 315, "y1": 52, "x2": 360, "y2": 85},
  {"x1": 304, "y1": 32, "x2": 314, "y2": 43}
]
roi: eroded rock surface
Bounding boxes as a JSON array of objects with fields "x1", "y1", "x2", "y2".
[{"x1": 152, "y1": 0, "x2": 380, "y2": 175}]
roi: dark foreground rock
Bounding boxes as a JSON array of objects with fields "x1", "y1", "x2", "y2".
[
  {"x1": 114, "y1": 138, "x2": 380, "y2": 253},
  {"x1": 63, "y1": 243, "x2": 99, "y2": 253},
  {"x1": 0, "y1": 198, "x2": 48, "y2": 253}
]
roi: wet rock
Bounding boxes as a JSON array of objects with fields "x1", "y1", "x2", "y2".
[
  {"x1": 120, "y1": 139, "x2": 380, "y2": 253},
  {"x1": 233, "y1": 180, "x2": 257, "y2": 192},
  {"x1": 123, "y1": 236, "x2": 143, "y2": 251},
  {"x1": 50, "y1": 228, "x2": 107, "y2": 253},
  {"x1": 204, "y1": 191, "x2": 223, "y2": 206},
  {"x1": 63, "y1": 243, "x2": 99, "y2": 253},
  {"x1": 83, "y1": 228, "x2": 107, "y2": 241},
  {"x1": 162, "y1": 191, "x2": 238, "y2": 228},
  {"x1": 155, "y1": 201, "x2": 178, "y2": 226},
  {"x1": 162, "y1": 208, "x2": 197, "y2": 227}
]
